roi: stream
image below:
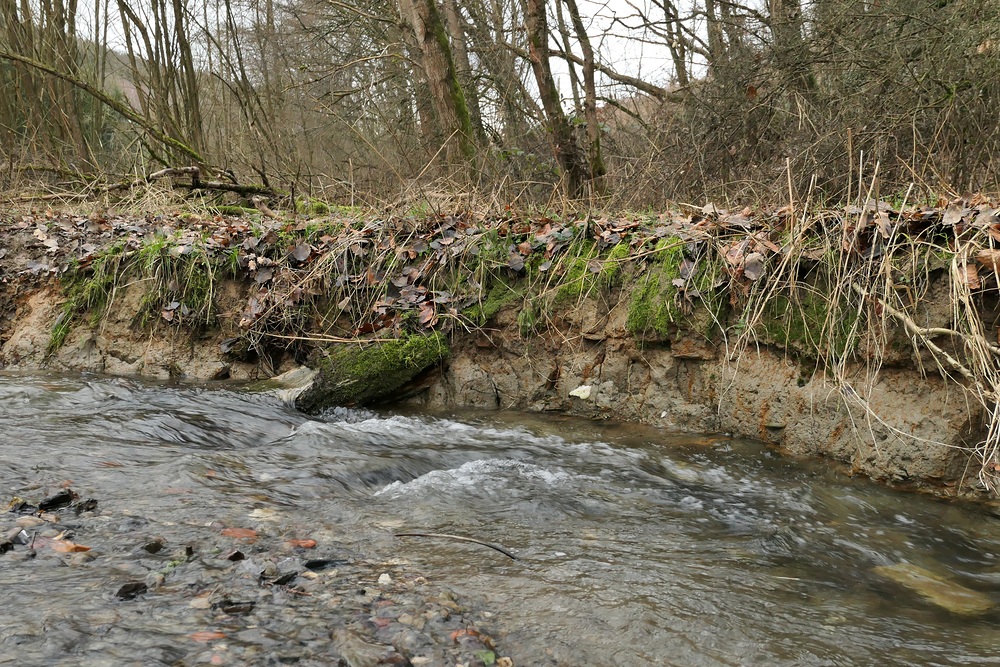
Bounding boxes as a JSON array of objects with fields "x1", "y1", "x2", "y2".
[{"x1": 1, "y1": 372, "x2": 999, "y2": 666}]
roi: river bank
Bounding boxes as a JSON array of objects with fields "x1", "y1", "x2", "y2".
[{"x1": 2, "y1": 199, "x2": 998, "y2": 501}]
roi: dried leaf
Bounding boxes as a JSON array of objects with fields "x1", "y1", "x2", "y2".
[
  {"x1": 975, "y1": 249, "x2": 1000, "y2": 272},
  {"x1": 254, "y1": 267, "x2": 273, "y2": 284},
  {"x1": 507, "y1": 253, "x2": 524, "y2": 272},
  {"x1": 286, "y1": 539, "x2": 318, "y2": 549},
  {"x1": 743, "y1": 252, "x2": 765, "y2": 280},
  {"x1": 291, "y1": 244, "x2": 312, "y2": 262},
  {"x1": 418, "y1": 302, "x2": 437, "y2": 326},
  {"x1": 963, "y1": 263, "x2": 981, "y2": 290},
  {"x1": 724, "y1": 240, "x2": 748, "y2": 267},
  {"x1": 221, "y1": 527, "x2": 258, "y2": 540},
  {"x1": 942, "y1": 204, "x2": 964, "y2": 225},
  {"x1": 51, "y1": 539, "x2": 91, "y2": 553}
]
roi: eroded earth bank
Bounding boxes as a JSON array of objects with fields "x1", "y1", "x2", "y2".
[{"x1": 2, "y1": 202, "x2": 999, "y2": 502}]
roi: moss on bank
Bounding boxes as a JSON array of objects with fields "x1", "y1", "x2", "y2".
[
  {"x1": 624, "y1": 238, "x2": 723, "y2": 342},
  {"x1": 296, "y1": 332, "x2": 449, "y2": 411},
  {"x1": 757, "y1": 286, "x2": 859, "y2": 359}
]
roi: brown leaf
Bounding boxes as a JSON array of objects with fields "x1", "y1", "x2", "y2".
[
  {"x1": 942, "y1": 204, "x2": 964, "y2": 225},
  {"x1": 962, "y1": 263, "x2": 981, "y2": 290},
  {"x1": 51, "y1": 539, "x2": 91, "y2": 553},
  {"x1": 743, "y1": 252, "x2": 765, "y2": 280},
  {"x1": 418, "y1": 302, "x2": 437, "y2": 326},
  {"x1": 286, "y1": 539, "x2": 317, "y2": 549},
  {"x1": 875, "y1": 211, "x2": 893, "y2": 238},
  {"x1": 723, "y1": 240, "x2": 748, "y2": 267},
  {"x1": 975, "y1": 249, "x2": 1000, "y2": 272},
  {"x1": 221, "y1": 527, "x2": 258, "y2": 540}
]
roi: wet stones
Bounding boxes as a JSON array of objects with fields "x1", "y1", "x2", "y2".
[{"x1": 874, "y1": 563, "x2": 995, "y2": 616}]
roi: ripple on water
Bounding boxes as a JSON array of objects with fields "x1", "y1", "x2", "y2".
[{"x1": 2, "y1": 374, "x2": 1000, "y2": 667}]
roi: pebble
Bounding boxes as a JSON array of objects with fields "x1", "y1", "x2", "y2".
[
  {"x1": 377, "y1": 573, "x2": 392, "y2": 586},
  {"x1": 65, "y1": 551, "x2": 96, "y2": 566},
  {"x1": 16, "y1": 516, "x2": 45, "y2": 528}
]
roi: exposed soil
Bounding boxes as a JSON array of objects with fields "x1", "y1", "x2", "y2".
[{"x1": 0, "y1": 205, "x2": 995, "y2": 501}]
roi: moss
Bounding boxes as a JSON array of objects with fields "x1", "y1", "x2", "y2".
[
  {"x1": 297, "y1": 332, "x2": 449, "y2": 410},
  {"x1": 625, "y1": 238, "x2": 685, "y2": 337},
  {"x1": 464, "y1": 280, "x2": 523, "y2": 324},
  {"x1": 211, "y1": 205, "x2": 259, "y2": 216},
  {"x1": 598, "y1": 241, "x2": 631, "y2": 287},
  {"x1": 624, "y1": 238, "x2": 724, "y2": 341},
  {"x1": 554, "y1": 240, "x2": 598, "y2": 303},
  {"x1": 295, "y1": 197, "x2": 331, "y2": 215},
  {"x1": 758, "y1": 287, "x2": 859, "y2": 359}
]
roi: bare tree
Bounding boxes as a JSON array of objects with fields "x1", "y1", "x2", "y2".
[{"x1": 524, "y1": 0, "x2": 586, "y2": 195}]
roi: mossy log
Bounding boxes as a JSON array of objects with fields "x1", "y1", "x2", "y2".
[{"x1": 295, "y1": 333, "x2": 449, "y2": 412}]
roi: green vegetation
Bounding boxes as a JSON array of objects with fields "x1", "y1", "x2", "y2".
[
  {"x1": 297, "y1": 332, "x2": 449, "y2": 410},
  {"x1": 465, "y1": 280, "x2": 523, "y2": 325},
  {"x1": 47, "y1": 233, "x2": 223, "y2": 355},
  {"x1": 757, "y1": 285, "x2": 859, "y2": 359},
  {"x1": 554, "y1": 239, "x2": 599, "y2": 303}
]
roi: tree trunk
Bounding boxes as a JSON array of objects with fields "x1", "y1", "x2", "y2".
[
  {"x1": 442, "y1": 0, "x2": 486, "y2": 144},
  {"x1": 399, "y1": 0, "x2": 477, "y2": 163},
  {"x1": 524, "y1": 0, "x2": 586, "y2": 196},
  {"x1": 768, "y1": 0, "x2": 813, "y2": 92},
  {"x1": 562, "y1": 0, "x2": 606, "y2": 188}
]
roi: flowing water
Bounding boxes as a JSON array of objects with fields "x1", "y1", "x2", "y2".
[{"x1": 1, "y1": 372, "x2": 999, "y2": 666}]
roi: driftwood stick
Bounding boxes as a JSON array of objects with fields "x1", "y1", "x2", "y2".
[{"x1": 395, "y1": 532, "x2": 518, "y2": 560}]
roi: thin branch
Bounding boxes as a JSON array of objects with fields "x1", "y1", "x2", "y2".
[{"x1": 395, "y1": 532, "x2": 518, "y2": 560}]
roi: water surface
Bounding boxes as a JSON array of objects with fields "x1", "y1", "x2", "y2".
[{"x1": 1, "y1": 373, "x2": 998, "y2": 666}]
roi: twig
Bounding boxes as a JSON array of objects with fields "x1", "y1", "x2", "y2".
[
  {"x1": 394, "y1": 532, "x2": 518, "y2": 560},
  {"x1": 850, "y1": 282, "x2": 991, "y2": 391}
]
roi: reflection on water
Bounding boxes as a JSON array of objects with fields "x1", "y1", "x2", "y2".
[{"x1": 1, "y1": 373, "x2": 999, "y2": 666}]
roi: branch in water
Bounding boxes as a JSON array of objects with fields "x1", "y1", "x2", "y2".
[{"x1": 394, "y1": 532, "x2": 518, "y2": 560}]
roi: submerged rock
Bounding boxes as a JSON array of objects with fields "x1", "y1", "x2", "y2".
[
  {"x1": 247, "y1": 365, "x2": 318, "y2": 405},
  {"x1": 874, "y1": 563, "x2": 994, "y2": 615}
]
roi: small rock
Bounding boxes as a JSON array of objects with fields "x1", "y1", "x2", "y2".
[
  {"x1": 145, "y1": 572, "x2": 166, "y2": 589},
  {"x1": 568, "y1": 384, "x2": 592, "y2": 399},
  {"x1": 874, "y1": 563, "x2": 994, "y2": 615},
  {"x1": 65, "y1": 551, "x2": 95, "y2": 566},
  {"x1": 377, "y1": 573, "x2": 392, "y2": 586},
  {"x1": 190, "y1": 594, "x2": 213, "y2": 609},
  {"x1": 115, "y1": 581, "x2": 148, "y2": 600},
  {"x1": 16, "y1": 516, "x2": 45, "y2": 528}
]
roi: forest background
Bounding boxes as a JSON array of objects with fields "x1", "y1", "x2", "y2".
[{"x1": 1, "y1": 0, "x2": 999, "y2": 207}]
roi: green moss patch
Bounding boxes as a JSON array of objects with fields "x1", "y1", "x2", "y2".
[
  {"x1": 296, "y1": 332, "x2": 449, "y2": 411},
  {"x1": 464, "y1": 280, "x2": 523, "y2": 325},
  {"x1": 757, "y1": 287, "x2": 859, "y2": 359}
]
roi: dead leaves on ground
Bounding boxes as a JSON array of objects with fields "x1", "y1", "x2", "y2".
[{"x1": 8, "y1": 195, "x2": 1000, "y2": 343}]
